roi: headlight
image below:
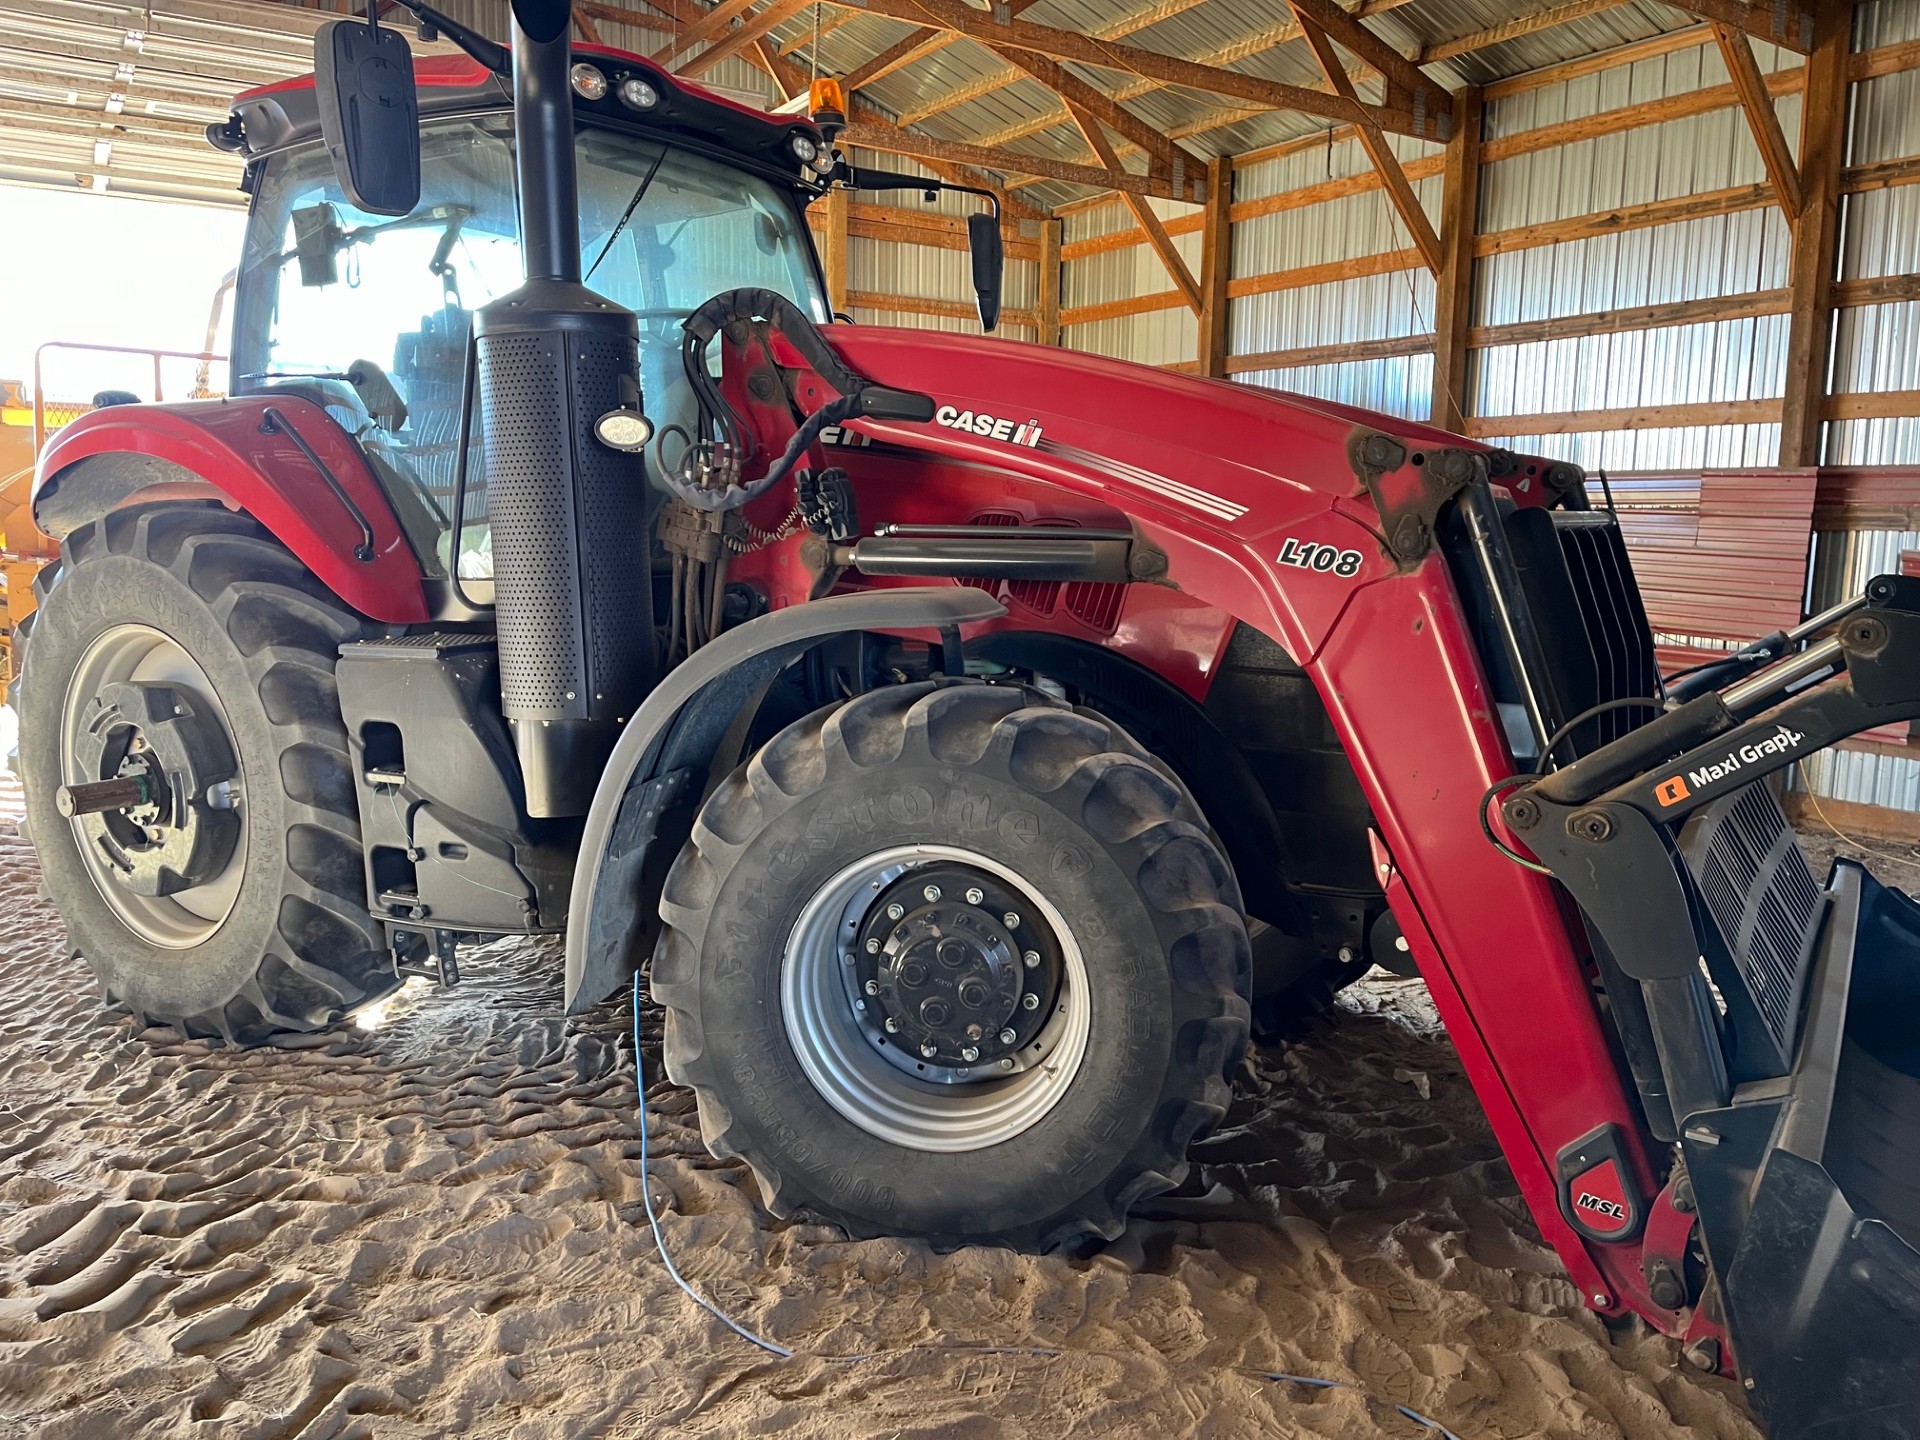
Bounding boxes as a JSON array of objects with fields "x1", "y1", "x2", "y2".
[
  {"x1": 789, "y1": 133, "x2": 818, "y2": 164},
  {"x1": 810, "y1": 149, "x2": 837, "y2": 175},
  {"x1": 618, "y1": 76, "x2": 660, "y2": 111},
  {"x1": 593, "y1": 409, "x2": 654, "y2": 453},
  {"x1": 570, "y1": 63, "x2": 608, "y2": 101}
]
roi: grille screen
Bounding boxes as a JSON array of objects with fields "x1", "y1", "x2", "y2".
[{"x1": 1685, "y1": 781, "x2": 1823, "y2": 1059}]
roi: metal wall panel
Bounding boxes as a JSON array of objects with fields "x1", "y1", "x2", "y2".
[
  {"x1": 1473, "y1": 32, "x2": 1799, "y2": 467},
  {"x1": 1828, "y1": 0, "x2": 1920, "y2": 467},
  {"x1": 1061, "y1": 194, "x2": 1205, "y2": 366}
]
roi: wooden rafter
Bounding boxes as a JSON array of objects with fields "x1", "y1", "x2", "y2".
[
  {"x1": 821, "y1": 0, "x2": 1428, "y2": 136},
  {"x1": 650, "y1": 0, "x2": 758, "y2": 65},
  {"x1": 844, "y1": 28, "x2": 948, "y2": 90},
  {"x1": 1710, "y1": 20, "x2": 1804, "y2": 216},
  {"x1": 844, "y1": 116, "x2": 1191, "y2": 201},
  {"x1": 891, "y1": 0, "x2": 1214, "y2": 126},
  {"x1": 679, "y1": 0, "x2": 814, "y2": 78},
  {"x1": 1283, "y1": 0, "x2": 1446, "y2": 131},
  {"x1": 1662, "y1": 0, "x2": 1812, "y2": 54},
  {"x1": 572, "y1": 6, "x2": 605, "y2": 43},
  {"x1": 1288, "y1": 4, "x2": 1443, "y2": 273},
  {"x1": 1417, "y1": 0, "x2": 1635, "y2": 65},
  {"x1": 1068, "y1": 103, "x2": 1203, "y2": 312},
  {"x1": 999, "y1": 49, "x2": 1209, "y2": 199}
]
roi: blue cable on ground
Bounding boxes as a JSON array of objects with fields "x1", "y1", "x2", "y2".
[
  {"x1": 632, "y1": 974, "x2": 793, "y2": 1358},
  {"x1": 630, "y1": 975, "x2": 1469, "y2": 1435}
]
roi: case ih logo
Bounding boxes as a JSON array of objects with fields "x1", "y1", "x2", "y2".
[
  {"x1": 1655, "y1": 775, "x2": 1690, "y2": 807},
  {"x1": 934, "y1": 405, "x2": 1044, "y2": 447},
  {"x1": 1576, "y1": 1191, "x2": 1628, "y2": 1221}
]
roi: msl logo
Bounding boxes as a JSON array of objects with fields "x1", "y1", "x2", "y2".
[
  {"x1": 934, "y1": 405, "x2": 1044, "y2": 447},
  {"x1": 1654, "y1": 723, "x2": 1806, "y2": 806},
  {"x1": 1575, "y1": 1190, "x2": 1628, "y2": 1221}
]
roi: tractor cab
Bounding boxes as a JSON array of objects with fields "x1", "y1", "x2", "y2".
[{"x1": 223, "y1": 48, "x2": 831, "y2": 596}]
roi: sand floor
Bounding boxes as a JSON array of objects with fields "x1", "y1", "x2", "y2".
[{"x1": 0, "y1": 769, "x2": 1766, "y2": 1440}]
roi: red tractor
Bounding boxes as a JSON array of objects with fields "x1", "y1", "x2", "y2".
[{"x1": 12, "y1": 3, "x2": 1919, "y2": 1430}]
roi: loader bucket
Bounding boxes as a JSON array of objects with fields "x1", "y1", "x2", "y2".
[{"x1": 1683, "y1": 860, "x2": 1920, "y2": 1439}]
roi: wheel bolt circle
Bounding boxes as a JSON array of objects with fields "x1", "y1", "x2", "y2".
[
  {"x1": 1003, "y1": 912, "x2": 1019, "y2": 928},
  {"x1": 1022, "y1": 950, "x2": 1040, "y2": 968},
  {"x1": 998, "y1": 1028, "x2": 1016, "y2": 1045},
  {"x1": 960, "y1": 1046, "x2": 979, "y2": 1062},
  {"x1": 923, "y1": 884, "x2": 942, "y2": 902},
  {"x1": 965, "y1": 887, "x2": 984, "y2": 905},
  {"x1": 886, "y1": 903, "x2": 904, "y2": 920}
]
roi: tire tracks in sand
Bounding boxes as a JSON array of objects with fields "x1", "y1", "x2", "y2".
[{"x1": 0, "y1": 794, "x2": 1761, "y2": 1439}]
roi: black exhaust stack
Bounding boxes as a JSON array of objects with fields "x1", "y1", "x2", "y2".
[{"x1": 477, "y1": 0, "x2": 653, "y2": 816}]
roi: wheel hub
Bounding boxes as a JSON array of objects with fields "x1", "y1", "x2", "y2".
[
  {"x1": 848, "y1": 864, "x2": 1062, "y2": 1079},
  {"x1": 68, "y1": 679, "x2": 240, "y2": 899}
]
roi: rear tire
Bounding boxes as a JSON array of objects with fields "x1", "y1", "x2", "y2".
[
  {"x1": 17, "y1": 504, "x2": 397, "y2": 1043},
  {"x1": 653, "y1": 680, "x2": 1250, "y2": 1250}
]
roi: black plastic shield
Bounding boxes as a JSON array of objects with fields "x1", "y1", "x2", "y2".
[
  {"x1": 315, "y1": 18, "x2": 421, "y2": 218},
  {"x1": 968, "y1": 212, "x2": 1003, "y2": 332}
]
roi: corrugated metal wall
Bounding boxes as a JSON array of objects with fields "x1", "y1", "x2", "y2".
[
  {"x1": 1062, "y1": 195, "x2": 1202, "y2": 367},
  {"x1": 1229, "y1": 131, "x2": 1439, "y2": 418},
  {"x1": 1473, "y1": 37, "x2": 1799, "y2": 468},
  {"x1": 1803, "y1": 1, "x2": 1920, "y2": 808}
]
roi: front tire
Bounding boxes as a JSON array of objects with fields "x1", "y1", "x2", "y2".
[
  {"x1": 17, "y1": 504, "x2": 397, "y2": 1043},
  {"x1": 653, "y1": 680, "x2": 1250, "y2": 1250}
]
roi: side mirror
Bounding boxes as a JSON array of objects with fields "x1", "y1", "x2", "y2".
[
  {"x1": 315, "y1": 17, "x2": 421, "y2": 218},
  {"x1": 966, "y1": 212, "x2": 1003, "y2": 332}
]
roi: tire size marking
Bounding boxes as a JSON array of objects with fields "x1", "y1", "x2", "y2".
[{"x1": 1277, "y1": 537, "x2": 1362, "y2": 577}]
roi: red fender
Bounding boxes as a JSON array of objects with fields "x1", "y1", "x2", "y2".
[{"x1": 33, "y1": 396, "x2": 429, "y2": 624}]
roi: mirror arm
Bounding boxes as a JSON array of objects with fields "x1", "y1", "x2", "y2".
[{"x1": 386, "y1": 0, "x2": 510, "y2": 73}]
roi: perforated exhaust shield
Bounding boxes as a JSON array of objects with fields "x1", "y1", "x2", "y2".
[{"x1": 476, "y1": 278, "x2": 653, "y2": 816}]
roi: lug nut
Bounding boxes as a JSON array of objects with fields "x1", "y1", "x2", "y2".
[
  {"x1": 1023, "y1": 951, "x2": 1040, "y2": 968},
  {"x1": 853, "y1": 999, "x2": 866, "y2": 1012},
  {"x1": 960, "y1": 1046, "x2": 979, "y2": 1062},
  {"x1": 865, "y1": 937, "x2": 881, "y2": 954},
  {"x1": 923, "y1": 884, "x2": 942, "y2": 902},
  {"x1": 864, "y1": 979, "x2": 879, "y2": 995},
  {"x1": 1003, "y1": 912, "x2": 1020, "y2": 928},
  {"x1": 998, "y1": 1028, "x2": 1017, "y2": 1045},
  {"x1": 1337, "y1": 945, "x2": 1356, "y2": 963},
  {"x1": 887, "y1": 903, "x2": 905, "y2": 920},
  {"x1": 1001, "y1": 1058, "x2": 1015, "y2": 1071},
  {"x1": 843, "y1": 952, "x2": 856, "y2": 965},
  {"x1": 1022, "y1": 993, "x2": 1040, "y2": 1010},
  {"x1": 921, "y1": 1043, "x2": 938, "y2": 1059},
  {"x1": 884, "y1": 1017, "x2": 898, "y2": 1033},
  {"x1": 965, "y1": 887, "x2": 984, "y2": 905}
]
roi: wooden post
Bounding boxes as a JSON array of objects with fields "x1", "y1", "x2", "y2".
[
  {"x1": 1430, "y1": 86, "x2": 1483, "y2": 431},
  {"x1": 1037, "y1": 215, "x2": 1062, "y2": 346},
  {"x1": 1198, "y1": 155, "x2": 1234, "y2": 377},
  {"x1": 1779, "y1": 3, "x2": 1851, "y2": 468},
  {"x1": 824, "y1": 185, "x2": 851, "y2": 316}
]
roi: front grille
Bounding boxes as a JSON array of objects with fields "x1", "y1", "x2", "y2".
[{"x1": 1553, "y1": 514, "x2": 1661, "y2": 749}]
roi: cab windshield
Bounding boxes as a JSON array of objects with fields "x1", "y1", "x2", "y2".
[{"x1": 230, "y1": 114, "x2": 827, "y2": 580}]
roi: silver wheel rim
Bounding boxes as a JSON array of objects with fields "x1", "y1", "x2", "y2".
[
  {"x1": 781, "y1": 844, "x2": 1092, "y2": 1152},
  {"x1": 59, "y1": 623, "x2": 247, "y2": 947}
]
